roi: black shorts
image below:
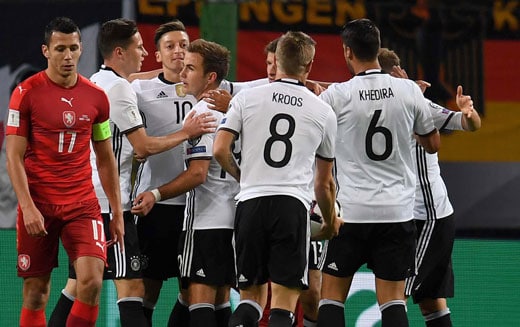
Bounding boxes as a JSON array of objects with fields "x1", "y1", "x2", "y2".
[
  {"x1": 69, "y1": 211, "x2": 142, "y2": 280},
  {"x1": 136, "y1": 204, "x2": 184, "y2": 280},
  {"x1": 178, "y1": 229, "x2": 235, "y2": 288},
  {"x1": 234, "y1": 195, "x2": 309, "y2": 290},
  {"x1": 319, "y1": 221, "x2": 416, "y2": 281},
  {"x1": 405, "y1": 216, "x2": 455, "y2": 303},
  {"x1": 309, "y1": 240, "x2": 323, "y2": 270}
]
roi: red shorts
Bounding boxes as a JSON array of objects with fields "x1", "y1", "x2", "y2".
[{"x1": 17, "y1": 198, "x2": 106, "y2": 277}]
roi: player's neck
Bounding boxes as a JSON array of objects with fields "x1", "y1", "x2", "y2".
[
  {"x1": 162, "y1": 68, "x2": 181, "y2": 84},
  {"x1": 45, "y1": 68, "x2": 78, "y2": 88},
  {"x1": 103, "y1": 59, "x2": 129, "y2": 79},
  {"x1": 276, "y1": 73, "x2": 306, "y2": 85},
  {"x1": 353, "y1": 61, "x2": 381, "y2": 75}
]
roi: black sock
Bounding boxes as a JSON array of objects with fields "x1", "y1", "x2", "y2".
[
  {"x1": 425, "y1": 309, "x2": 452, "y2": 327},
  {"x1": 48, "y1": 290, "x2": 74, "y2": 327},
  {"x1": 189, "y1": 303, "x2": 216, "y2": 327},
  {"x1": 215, "y1": 302, "x2": 231, "y2": 327},
  {"x1": 168, "y1": 296, "x2": 190, "y2": 327},
  {"x1": 380, "y1": 300, "x2": 408, "y2": 327},
  {"x1": 317, "y1": 299, "x2": 344, "y2": 327},
  {"x1": 143, "y1": 306, "x2": 154, "y2": 327},
  {"x1": 269, "y1": 308, "x2": 294, "y2": 327},
  {"x1": 229, "y1": 301, "x2": 262, "y2": 327},
  {"x1": 117, "y1": 298, "x2": 149, "y2": 327}
]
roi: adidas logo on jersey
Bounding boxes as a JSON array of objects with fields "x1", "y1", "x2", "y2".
[
  {"x1": 196, "y1": 268, "x2": 206, "y2": 277},
  {"x1": 238, "y1": 274, "x2": 248, "y2": 283},
  {"x1": 156, "y1": 91, "x2": 168, "y2": 98},
  {"x1": 327, "y1": 262, "x2": 339, "y2": 271}
]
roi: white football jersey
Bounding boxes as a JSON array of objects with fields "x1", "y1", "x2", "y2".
[
  {"x1": 414, "y1": 100, "x2": 463, "y2": 220},
  {"x1": 219, "y1": 78, "x2": 267, "y2": 95},
  {"x1": 131, "y1": 75, "x2": 197, "y2": 206},
  {"x1": 183, "y1": 100, "x2": 240, "y2": 230},
  {"x1": 90, "y1": 67, "x2": 144, "y2": 212},
  {"x1": 219, "y1": 78, "x2": 337, "y2": 209},
  {"x1": 320, "y1": 70, "x2": 436, "y2": 223}
]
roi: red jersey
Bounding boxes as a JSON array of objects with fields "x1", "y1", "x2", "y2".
[{"x1": 6, "y1": 71, "x2": 110, "y2": 205}]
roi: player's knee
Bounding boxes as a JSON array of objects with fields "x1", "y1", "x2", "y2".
[
  {"x1": 23, "y1": 278, "x2": 51, "y2": 309},
  {"x1": 418, "y1": 298, "x2": 448, "y2": 316}
]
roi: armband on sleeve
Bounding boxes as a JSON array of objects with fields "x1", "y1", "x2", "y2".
[{"x1": 92, "y1": 120, "x2": 111, "y2": 141}]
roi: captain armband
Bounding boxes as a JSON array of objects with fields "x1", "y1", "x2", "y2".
[{"x1": 92, "y1": 120, "x2": 111, "y2": 141}]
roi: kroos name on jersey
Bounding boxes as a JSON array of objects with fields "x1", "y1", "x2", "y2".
[{"x1": 272, "y1": 92, "x2": 303, "y2": 107}]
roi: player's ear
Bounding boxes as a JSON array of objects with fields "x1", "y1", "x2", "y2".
[
  {"x1": 155, "y1": 50, "x2": 161, "y2": 63},
  {"x1": 42, "y1": 45, "x2": 50, "y2": 59}
]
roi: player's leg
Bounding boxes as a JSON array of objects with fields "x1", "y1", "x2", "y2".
[
  {"x1": 61, "y1": 200, "x2": 107, "y2": 327},
  {"x1": 411, "y1": 217, "x2": 455, "y2": 327},
  {"x1": 299, "y1": 239, "x2": 323, "y2": 327},
  {"x1": 20, "y1": 275, "x2": 52, "y2": 327},
  {"x1": 317, "y1": 223, "x2": 364, "y2": 327},
  {"x1": 268, "y1": 196, "x2": 308, "y2": 327},
  {"x1": 48, "y1": 277, "x2": 76, "y2": 326},
  {"x1": 215, "y1": 286, "x2": 232, "y2": 327},
  {"x1": 17, "y1": 203, "x2": 61, "y2": 327},
  {"x1": 373, "y1": 221, "x2": 416, "y2": 327},
  {"x1": 229, "y1": 198, "x2": 271, "y2": 327},
  {"x1": 111, "y1": 211, "x2": 148, "y2": 327},
  {"x1": 375, "y1": 278, "x2": 408, "y2": 327},
  {"x1": 137, "y1": 204, "x2": 185, "y2": 326},
  {"x1": 188, "y1": 282, "x2": 218, "y2": 327}
]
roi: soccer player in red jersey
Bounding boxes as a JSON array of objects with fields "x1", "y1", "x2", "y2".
[{"x1": 5, "y1": 17, "x2": 124, "y2": 327}]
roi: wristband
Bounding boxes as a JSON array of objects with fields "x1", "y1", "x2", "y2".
[{"x1": 151, "y1": 189, "x2": 161, "y2": 202}]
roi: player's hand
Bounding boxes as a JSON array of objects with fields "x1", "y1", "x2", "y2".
[
  {"x1": 183, "y1": 110, "x2": 217, "y2": 139},
  {"x1": 306, "y1": 80, "x2": 325, "y2": 95},
  {"x1": 390, "y1": 65, "x2": 408, "y2": 79},
  {"x1": 311, "y1": 217, "x2": 343, "y2": 241},
  {"x1": 456, "y1": 85, "x2": 474, "y2": 117},
  {"x1": 415, "y1": 80, "x2": 431, "y2": 94},
  {"x1": 131, "y1": 192, "x2": 155, "y2": 217},
  {"x1": 22, "y1": 205, "x2": 48, "y2": 237},
  {"x1": 202, "y1": 89, "x2": 232, "y2": 113},
  {"x1": 107, "y1": 212, "x2": 125, "y2": 252}
]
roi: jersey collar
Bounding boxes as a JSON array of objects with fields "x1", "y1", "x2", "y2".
[
  {"x1": 356, "y1": 69, "x2": 384, "y2": 76},
  {"x1": 274, "y1": 78, "x2": 305, "y2": 86},
  {"x1": 100, "y1": 65, "x2": 122, "y2": 78}
]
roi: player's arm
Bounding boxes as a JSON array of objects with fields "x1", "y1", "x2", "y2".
[
  {"x1": 416, "y1": 129, "x2": 440, "y2": 154},
  {"x1": 213, "y1": 129, "x2": 240, "y2": 182},
  {"x1": 456, "y1": 85, "x2": 481, "y2": 132},
  {"x1": 312, "y1": 157, "x2": 341, "y2": 241},
  {"x1": 202, "y1": 89, "x2": 232, "y2": 113},
  {"x1": 127, "y1": 68, "x2": 162, "y2": 83},
  {"x1": 131, "y1": 159, "x2": 210, "y2": 216},
  {"x1": 5, "y1": 135, "x2": 47, "y2": 237},
  {"x1": 128, "y1": 110, "x2": 217, "y2": 159},
  {"x1": 91, "y1": 121, "x2": 124, "y2": 249}
]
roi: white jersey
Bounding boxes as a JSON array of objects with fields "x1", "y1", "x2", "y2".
[
  {"x1": 90, "y1": 67, "x2": 144, "y2": 212},
  {"x1": 414, "y1": 99, "x2": 463, "y2": 220},
  {"x1": 219, "y1": 78, "x2": 267, "y2": 95},
  {"x1": 320, "y1": 70, "x2": 436, "y2": 223},
  {"x1": 183, "y1": 100, "x2": 240, "y2": 230},
  {"x1": 219, "y1": 78, "x2": 337, "y2": 209},
  {"x1": 131, "y1": 75, "x2": 197, "y2": 206}
]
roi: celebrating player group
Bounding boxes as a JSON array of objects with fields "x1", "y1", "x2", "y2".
[{"x1": 6, "y1": 14, "x2": 480, "y2": 327}]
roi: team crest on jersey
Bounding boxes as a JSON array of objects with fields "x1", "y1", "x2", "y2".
[
  {"x1": 18, "y1": 254, "x2": 30, "y2": 271},
  {"x1": 130, "y1": 256, "x2": 141, "y2": 271},
  {"x1": 175, "y1": 83, "x2": 186, "y2": 97},
  {"x1": 63, "y1": 111, "x2": 76, "y2": 128}
]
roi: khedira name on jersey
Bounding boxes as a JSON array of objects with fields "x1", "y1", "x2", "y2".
[{"x1": 359, "y1": 87, "x2": 394, "y2": 101}]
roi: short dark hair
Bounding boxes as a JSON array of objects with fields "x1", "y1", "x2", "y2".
[
  {"x1": 98, "y1": 18, "x2": 138, "y2": 59},
  {"x1": 187, "y1": 39, "x2": 230, "y2": 84},
  {"x1": 341, "y1": 18, "x2": 380, "y2": 62},
  {"x1": 264, "y1": 37, "x2": 280, "y2": 54},
  {"x1": 154, "y1": 20, "x2": 186, "y2": 49},
  {"x1": 44, "y1": 17, "x2": 81, "y2": 46}
]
